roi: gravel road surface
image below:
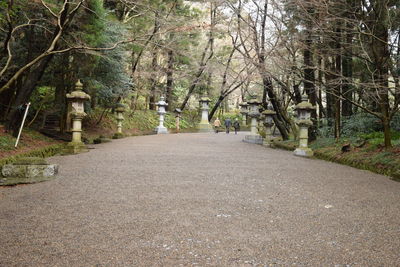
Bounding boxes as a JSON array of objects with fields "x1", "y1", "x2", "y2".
[{"x1": 1, "y1": 132, "x2": 400, "y2": 266}]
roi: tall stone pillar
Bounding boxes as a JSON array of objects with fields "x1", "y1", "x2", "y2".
[
  {"x1": 262, "y1": 105, "x2": 276, "y2": 147},
  {"x1": 243, "y1": 97, "x2": 263, "y2": 144},
  {"x1": 197, "y1": 95, "x2": 213, "y2": 132},
  {"x1": 155, "y1": 96, "x2": 168, "y2": 134},
  {"x1": 294, "y1": 95, "x2": 316, "y2": 157},
  {"x1": 113, "y1": 103, "x2": 126, "y2": 139},
  {"x1": 64, "y1": 80, "x2": 91, "y2": 154}
]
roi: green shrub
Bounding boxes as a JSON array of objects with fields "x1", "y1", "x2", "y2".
[
  {"x1": 359, "y1": 131, "x2": 400, "y2": 140},
  {"x1": 317, "y1": 112, "x2": 400, "y2": 141},
  {"x1": 317, "y1": 123, "x2": 334, "y2": 138},
  {"x1": 341, "y1": 113, "x2": 382, "y2": 137}
]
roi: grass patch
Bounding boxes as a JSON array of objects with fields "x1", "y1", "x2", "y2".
[
  {"x1": 0, "y1": 143, "x2": 64, "y2": 169},
  {"x1": 0, "y1": 134, "x2": 16, "y2": 151},
  {"x1": 83, "y1": 109, "x2": 199, "y2": 142},
  {"x1": 273, "y1": 136, "x2": 400, "y2": 181}
]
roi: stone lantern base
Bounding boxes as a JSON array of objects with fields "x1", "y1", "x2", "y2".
[
  {"x1": 155, "y1": 125, "x2": 168, "y2": 134},
  {"x1": 243, "y1": 134, "x2": 263, "y2": 144},
  {"x1": 63, "y1": 141, "x2": 89, "y2": 154},
  {"x1": 294, "y1": 147, "x2": 314, "y2": 157},
  {"x1": 197, "y1": 122, "x2": 213, "y2": 133}
]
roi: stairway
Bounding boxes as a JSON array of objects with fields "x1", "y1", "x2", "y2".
[
  {"x1": 40, "y1": 113, "x2": 71, "y2": 141},
  {"x1": 42, "y1": 114, "x2": 60, "y2": 131}
]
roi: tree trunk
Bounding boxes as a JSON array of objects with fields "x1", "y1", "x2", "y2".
[
  {"x1": 293, "y1": 83, "x2": 302, "y2": 104},
  {"x1": 341, "y1": 19, "x2": 353, "y2": 117},
  {"x1": 0, "y1": 87, "x2": 14, "y2": 121},
  {"x1": 149, "y1": 50, "x2": 158, "y2": 110},
  {"x1": 334, "y1": 61, "x2": 341, "y2": 139},
  {"x1": 262, "y1": 77, "x2": 289, "y2": 140},
  {"x1": 54, "y1": 53, "x2": 70, "y2": 109},
  {"x1": 371, "y1": 0, "x2": 391, "y2": 147},
  {"x1": 333, "y1": 24, "x2": 342, "y2": 140},
  {"x1": 325, "y1": 58, "x2": 335, "y2": 127},
  {"x1": 317, "y1": 55, "x2": 326, "y2": 119},
  {"x1": 6, "y1": 55, "x2": 54, "y2": 135},
  {"x1": 165, "y1": 49, "x2": 174, "y2": 111},
  {"x1": 382, "y1": 114, "x2": 391, "y2": 148},
  {"x1": 209, "y1": 95, "x2": 224, "y2": 121},
  {"x1": 303, "y1": 24, "x2": 317, "y2": 141}
]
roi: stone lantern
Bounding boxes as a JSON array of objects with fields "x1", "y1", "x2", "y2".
[
  {"x1": 239, "y1": 102, "x2": 249, "y2": 126},
  {"x1": 197, "y1": 95, "x2": 213, "y2": 132},
  {"x1": 113, "y1": 103, "x2": 126, "y2": 139},
  {"x1": 155, "y1": 96, "x2": 168, "y2": 134},
  {"x1": 65, "y1": 80, "x2": 90, "y2": 154},
  {"x1": 243, "y1": 96, "x2": 263, "y2": 144},
  {"x1": 262, "y1": 104, "x2": 276, "y2": 147},
  {"x1": 294, "y1": 95, "x2": 316, "y2": 157},
  {"x1": 174, "y1": 108, "x2": 182, "y2": 133}
]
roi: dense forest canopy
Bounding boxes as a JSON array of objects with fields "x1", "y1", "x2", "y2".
[{"x1": 0, "y1": 0, "x2": 399, "y2": 147}]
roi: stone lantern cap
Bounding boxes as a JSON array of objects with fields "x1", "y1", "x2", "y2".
[
  {"x1": 262, "y1": 109, "x2": 276, "y2": 116},
  {"x1": 115, "y1": 103, "x2": 127, "y2": 113},
  {"x1": 174, "y1": 108, "x2": 182, "y2": 117},
  {"x1": 239, "y1": 102, "x2": 248, "y2": 115},
  {"x1": 247, "y1": 97, "x2": 261, "y2": 118},
  {"x1": 294, "y1": 95, "x2": 316, "y2": 111},
  {"x1": 294, "y1": 95, "x2": 315, "y2": 126},
  {"x1": 262, "y1": 105, "x2": 276, "y2": 125},
  {"x1": 66, "y1": 80, "x2": 91, "y2": 101},
  {"x1": 199, "y1": 96, "x2": 211, "y2": 103},
  {"x1": 156, "y1": 96, "x2": 168, "y2": 107},
  {"x1": 247, "y1": 97, "x2": 261, "y2": 105}
]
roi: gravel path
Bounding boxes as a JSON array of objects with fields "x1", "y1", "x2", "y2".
[{"x1": 1, "y1": 132, "x2": 400, "y2": 266}]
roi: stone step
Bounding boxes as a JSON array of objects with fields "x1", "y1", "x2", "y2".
[
  {"x1": 39, "y1": 129, "x2": 71, "y2": 142},
  {"x1": 0, "y1": 157, "x2": 58, "y2": 186}
]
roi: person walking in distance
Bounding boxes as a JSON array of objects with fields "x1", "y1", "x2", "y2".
[
  {"x1": 213, "y1": 117, "x2": 221, "y2": 133},
  {"x1": 224, "y1": 117, "x2": 232, "y2": 134},
  {"x1": 233, "y1": 118, "x2": 240, "y2": 134}
]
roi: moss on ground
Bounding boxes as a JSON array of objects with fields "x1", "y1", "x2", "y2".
[
  {"x1": 0, "y1": 144, "x2": 64, "y2": 168},
  {"x1": 271, "y1": 139, "x2": 297, "y2": 151},
  {"x1": 83, "y1": 109, "x2": 199, "y2": 143},
  {"x1": 0, "y1": 134, "x2": 16, "y2": 151},
  {"x1": 273, "y1": 138, "x2": 400, "y2": 181}
]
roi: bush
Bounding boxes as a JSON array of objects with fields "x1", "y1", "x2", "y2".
[
  {"x1": 317, "y1": 112, "x2": 386, "y2": 138},
  {"x1": 359, "y1": 131, "x2": 400, "y2": 140},
  {"x1": 317, "y1": 122, "x2": 334, "y2": 138},
  {"x1": 341, "y1": 113, "x2": 382, "y2": 137}
]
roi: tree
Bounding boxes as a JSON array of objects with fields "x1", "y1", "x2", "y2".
[
  {"x1": 225, "y1": 0, "x2": 292, "y2": 139},
  {"x1": 0, "y1": 0, "x2": 136, "y2": 134},
  {"x1": 208, "y1": 35, "x2": 252, "y2": 120},
  {"x1": 180, "y1": 1, "x2": 217, "y2": 111}
]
